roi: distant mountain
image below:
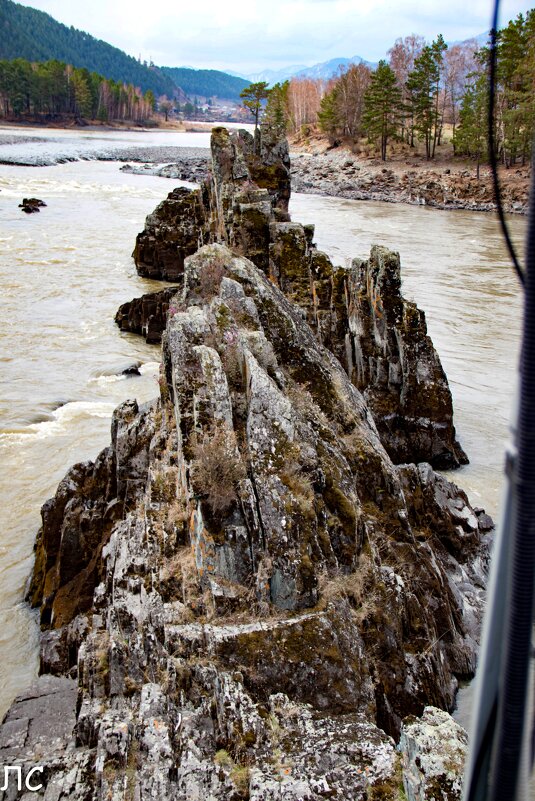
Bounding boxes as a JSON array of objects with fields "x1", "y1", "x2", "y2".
[
  {"x1": 161, "y1": 67, "x2": 250, "y2": 101},
  {"x1": 0, "y1": 0, "x2": 178, "y2": 97},
  {"x1": 246, "y1": 65, "x2": 309, "y2": 85},
  {"x1": 448, "y1": 32, "x2": 489, "y2": 48},
  {"x1": 246, "y1": 55, "x2": 377, "y2": 86},
  {"x1": 294, "y1": 55, "x2": 377, "y2": 80}
]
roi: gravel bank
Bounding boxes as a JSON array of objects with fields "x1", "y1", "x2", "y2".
[
  {"x1": 117, "y1": 149, "x2": 529, "y2": 215},
  {"x1": 0, "y1": 133, "x2": 209, "y2": 167},
  {"x1": 290, "y1": 151, "x2": 529, "y2": 215}
]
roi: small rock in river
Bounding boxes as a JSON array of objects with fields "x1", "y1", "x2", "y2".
[{"x1": 19, "y1": 197, "x2": 47, "y2": 213}]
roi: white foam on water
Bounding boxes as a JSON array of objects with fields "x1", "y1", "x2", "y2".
[
  {"x1": 139, "y1": 361, "x2": 160, "y2": 375},
  {"x1": 0, "y1": 400, "x2": 116, "y2": 443},
  {"x1": 88, "y1": 373, "x2": 128, "y2": 385}
]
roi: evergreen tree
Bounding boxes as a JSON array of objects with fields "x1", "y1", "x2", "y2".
[
  {"x1": 317, "y1": 86, "x2": 340, "y2": 143},
  {"x1": 240, "y1": 81, "x2": 270, "y2": 147},
  {"x1": 362, "y1": 60, "x2": 402, "y2": 160},
  {"x1": 454, "y1": 71, "x2": 488, "y2": 177},
  {"x1": 263, "y1": 81, "x2": 290, "y2": 135},
  {"x1": 497, "y1": 11, "x2": 535, "y2": 166},
  {"x1": 71, "y1": 69, "x2": 92, "y2": 118},
  {"x1": 145, "y1": 90, "x2": 155, "y2": 113},
  {"x1": 406, "y1": 35, "x2": 447, "y2": 159}
]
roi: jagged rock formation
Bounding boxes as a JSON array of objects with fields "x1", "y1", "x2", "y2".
[
  {"x1": 132, "y1": 186, "x2": 206, "y2": 281},
  {"x1": 128, "y1": 125, "x2": 465, "y2": 469},
  {"x1": 7, "y1": 240, "x2": 491, "y2": 800},
  {"x1": 0, "y1": 126, "x2": 491, "y2": 800}
]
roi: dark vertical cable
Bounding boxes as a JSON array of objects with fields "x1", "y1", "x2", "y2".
[{"x1": 488, "y1": 2, "x2": 525, "y2": 286}]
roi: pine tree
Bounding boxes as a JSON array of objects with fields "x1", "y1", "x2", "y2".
[
  {"x1": 317, "y1": 86, "x2": 340, "y2": 143},
  {"x1": 406, "y1": 35, "x2": 447, "y2": 159},
  {"x1": 362, "y1": 60, "x2": 402, "y2": 160},
  {"x1": 240, "y1": 81, "x2": 270, "y2": 148},
  {"x1": 454, "y1": 71, "x2": 488, "y2": 177},
  {"x1": 71, "y1": 69, "x2": 92, "y2": 118},
  {"x1": 263, "y1": 81, "x2": 290, "y2": 135}
]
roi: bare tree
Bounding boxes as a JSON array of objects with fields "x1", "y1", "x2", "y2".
[
  {"x1": 443, "y1": 41, "x2": 480, "y2": 145},
  {"x1": 287, "y1": 78, "x2": 323, "y2": 133},
  {"x1": 388, "y1": 34, "x2": 425, "y2": 144}
]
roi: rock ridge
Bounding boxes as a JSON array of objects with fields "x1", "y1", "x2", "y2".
[
  {"x1": 0, "y1": 126, "x2": 492, "y2": 801},
  {"x1": 127, "y1": 125, "x2": 466, "y2": 469}
]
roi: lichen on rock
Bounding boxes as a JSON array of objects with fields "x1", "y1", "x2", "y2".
[{"x1": 126, "y1": 124, "x2": 465, "y2": 469}]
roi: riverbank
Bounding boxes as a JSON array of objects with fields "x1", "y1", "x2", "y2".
[
  {"x1": 1, "y1": 126, "x2": 528, "y2": 214},
  {"x1": 120, "y1": 146, "x2": 530, "y2": 215},
  {"x1": 291, "y1": 150, "x2": 529, "y2": 215}
]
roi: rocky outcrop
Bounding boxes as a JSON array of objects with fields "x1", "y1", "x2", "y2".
[
  {"x1": 399, "y1": 706, "x2": 468, "y2": 801},
  {"x1": 28, "y1": 398, "x2": 156, "y2": 629},
  {"x1": 133, "y1": 186, "x2": 207, "y2": 281},
  {"x1": 6, "y1": 241, "x2": 492, "y2": 799},
  {"x1": 344, "y1": 246, "x2": 468, "y2": 468},
  {"x1": 128, "y1": 126, "x2": 465, "y2": 468},
  {"x1": 115, "y1": 285, "x2": 181, "y2": 343},
  {"x1": 19, "y1": 197, "x2": 46, "y2": 213},
  {"x1": 0, "y1": 126, "x2": 494, "y2": 800}
]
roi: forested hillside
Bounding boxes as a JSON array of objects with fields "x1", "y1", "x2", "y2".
[
  {"x1": 0, "y1": 0, "x2": 178, "y2": 98},
  {"x1": 161, "y1": 67, "x2": 250, "y2": 99}
]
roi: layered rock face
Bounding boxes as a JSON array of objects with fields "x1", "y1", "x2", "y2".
[
  {"x1": 0, "y1": 126, "x2": 491, "y2": 800},
  {"x1": 129, "y1": 125, "x2": 465, "y2": 469},
  {"x1": 9, "y1": 242, "x2": 491, "y2": 800}
]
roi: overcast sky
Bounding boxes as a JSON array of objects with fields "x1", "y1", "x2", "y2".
[{"x1": 24, "y1": 0, "x2": 534, "y2": 73}]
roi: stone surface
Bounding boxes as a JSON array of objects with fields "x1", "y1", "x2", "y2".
[
  {"x1": 399, "y1": 706, "x2": 468, "y2": 801},
  {"x1": 7, "y1": 240, "x2": 492, "y2": 798}
]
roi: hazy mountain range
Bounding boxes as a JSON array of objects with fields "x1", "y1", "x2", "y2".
[{"x1": 242, "y1": 55, "x2": 378, "y2": 85}]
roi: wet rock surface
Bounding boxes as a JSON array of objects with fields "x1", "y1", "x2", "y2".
[
  {"x1": 19, "y1": 197, "x2": 46, "y2": 213},
  {"x1": 115, "y1": 285, "x2": 181, "y2": 343},
  {"x1": 1, "y1": 126, "x2": 492, "y2": 799}
]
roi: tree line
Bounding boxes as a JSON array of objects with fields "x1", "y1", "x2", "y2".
[
  {"x1": 260, "y1": 10, "x2": 534, "y2": 166},
  {"x1": 0, "y1": 0, "x2": 177, "y2": 98},
  {"x1": 0, "y1": 58, "x2": 156, "y2": 123}
]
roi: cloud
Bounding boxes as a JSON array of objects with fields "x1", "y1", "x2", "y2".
[{"x1": 25, "y1": 0, "x2": 535, "y2": 72}]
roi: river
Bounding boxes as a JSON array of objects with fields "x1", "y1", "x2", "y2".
[{"x1": 0, "y1": 128, "x2": 526, "y2": 723}]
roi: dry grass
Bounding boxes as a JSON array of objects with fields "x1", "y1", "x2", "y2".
[
  {"x1": 318, "y1": 554, "x2": 375, "y2": 622},
  {"x1": 160, "y1": 546, "x2": 200, "y2": 609},
  {"x1": 198, "y1": 253, "x2": 227, "y2": 298},
  {"x1": 191, "y1": 424, "x2": 246, "y2": 516}
]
